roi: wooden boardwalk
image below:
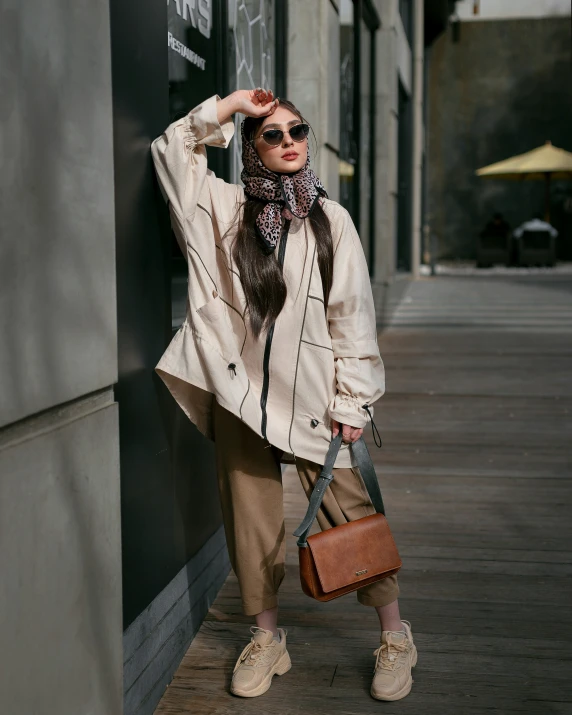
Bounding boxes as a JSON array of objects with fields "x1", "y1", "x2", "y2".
[{"x1": 155, "y1": 274, "x2": 572, "y2": 715}]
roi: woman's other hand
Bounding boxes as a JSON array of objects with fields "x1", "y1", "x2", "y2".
[
  {"x1": 331, "y1": 420, "x2": 363, "y2": 444},
  {"x1": 217, "y1": 88, "x2": 279, "y2": 124}
]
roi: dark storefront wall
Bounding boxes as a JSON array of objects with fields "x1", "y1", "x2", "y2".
[
  {"x1": 110, "y1": 2, "x2": 229, "y2": 713},
  {"x1": 427, "y1": 17, "x2": 572, "y2": 261},
  {"x1": 111, "y1": 0, "x2": 227, "y2": 625},
  {"x1": 170, "y1": 2, "x2": 230, "y2": 327},
  {"x1": 110, "y1": 2, "x2": 287, "y2": 713},
  {"x1": 395, "y1": 0, "x2": 414, "y2": 273},
  {"x1": 397, "y1": 80, "x2": 413, "y2": 272}
]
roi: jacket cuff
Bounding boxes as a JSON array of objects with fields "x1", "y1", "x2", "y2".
[
  {"x1": 183, "y1": 94, "x2": 235, "y2": 151},
  {"x1": 328, "y1": 393, "x2": 371, "y2": 429}
]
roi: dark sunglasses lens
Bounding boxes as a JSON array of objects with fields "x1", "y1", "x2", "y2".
[
  {"x1": 289, "y1": 123, "x2": 309, "y2": 141},
  {"x1": 261, "y1": 129, "x2": 283, "y2": 145}
]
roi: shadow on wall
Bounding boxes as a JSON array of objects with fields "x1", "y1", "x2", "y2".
[
  {"x1": 0, "y1": 5, "x2": 122, "y2": 711},
  {"x1": 0, "y1": 5, "x2": 117, "y2": 428},
  {"x1": 427, "y1": 17, "x2": 572, "y2": 261}
]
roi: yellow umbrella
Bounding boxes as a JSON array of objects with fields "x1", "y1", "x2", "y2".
[{"x1": 476, "y1": 141, "x2": 572, "y2": 222}]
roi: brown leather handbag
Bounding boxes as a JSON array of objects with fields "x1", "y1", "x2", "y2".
[{"x1": 293, "y1": 433, "x2": 401, "y2": 602}]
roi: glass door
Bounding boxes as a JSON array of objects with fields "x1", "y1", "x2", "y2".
[
  {"x1": 168, "y1": 0, "x2": 229, "y2": 329},
  {"x1": 359, "y1": 17, "x2": 373, "y2": 271}
]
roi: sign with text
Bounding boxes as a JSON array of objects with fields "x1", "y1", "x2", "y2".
[{"x1": 168, "y1": 0, "x2": 217, "y2": 120}]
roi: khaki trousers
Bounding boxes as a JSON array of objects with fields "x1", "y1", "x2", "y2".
[{"x1": 214, "y1": 402, "x2": 399, "y2": 617}]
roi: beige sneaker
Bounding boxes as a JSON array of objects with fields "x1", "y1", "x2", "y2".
[
  {"x1": 231, "y1": 627, "x2": 292, "y2": 697},
  {"x1": 371, "y1": 620, "x2": 417, "y2": 701}
]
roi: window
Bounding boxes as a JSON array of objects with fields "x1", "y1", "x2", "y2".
[
  {"x1": 339, "y1": 0, "x2": 356, "y2": 218},
  {"x1": 339, "y1": 0, "x2": 379, "y2": 274},
  {"x1": 167, "y1": 1, "x2": 287, "y2": 328},
  {"x1": 228, "y1": 0, "x2": 277, "y2": 183}
]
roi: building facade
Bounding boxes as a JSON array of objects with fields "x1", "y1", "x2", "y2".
[
  {"x1": 0, "y1": 2, "x2": 449, "y2": 714},
  {"x1": 286, "y1": 0, "x2": 453, "y2": 314},
  {"x1": 427, "y1": 0, "x2": 572, "y2": 260}
]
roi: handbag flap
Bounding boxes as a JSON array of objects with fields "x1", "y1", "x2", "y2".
[{"x1": 307, "y1": 513, "x2": 401, "y2": 593}]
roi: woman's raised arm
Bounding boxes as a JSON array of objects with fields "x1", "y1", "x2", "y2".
[{"x1": 151, "y1": 90, "x2": 278, "y2": 221}]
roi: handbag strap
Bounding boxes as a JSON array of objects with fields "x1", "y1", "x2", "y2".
[{"x1": 293, "y1": 433, "x2": 386, "y2": 547}]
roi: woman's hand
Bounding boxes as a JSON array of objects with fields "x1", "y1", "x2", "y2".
[
  {"x1": 332, "y1": 420, "x2": 363, "y2": 444},
  {"x1": 216, "y1": 88, "x2": 279, "y2": 124}
]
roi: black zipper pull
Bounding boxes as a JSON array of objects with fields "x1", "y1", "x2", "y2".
[
  {"x1": 228, "y1": 363, "x2": 237, "y2": 377},
  {"x1": 362, "y1": 404, "x2": 382, "y2": 448}
]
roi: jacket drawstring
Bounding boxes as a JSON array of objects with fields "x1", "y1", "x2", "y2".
[{"x1": 362, "y1": 404, "x2": 382, "y2": 448}]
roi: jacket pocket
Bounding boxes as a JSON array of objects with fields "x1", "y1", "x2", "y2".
[
  {"x1": 194, "y1": 294, "x2": 239, "y2": 362},
  {"x1": 192, "y1": 295, "x2": 250, "y2": 415},
  {"x1": 196, "y1": 293, "x2": 225, "y2": 322},
  {"x1": 301, "y1": 340, "x2": 334, "y2": 365},
  {"x1": 291, "y1": 342, "x2": 337, "y2": 436}
]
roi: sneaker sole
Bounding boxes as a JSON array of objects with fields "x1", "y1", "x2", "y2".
[
  {"x1": 370, "y1": 644, "x2": 418, "y2": 702},
  {"x1": 231, "y1": 651, "x2": 292, "y2": 698}
]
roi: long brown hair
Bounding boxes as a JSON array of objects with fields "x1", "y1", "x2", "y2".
[{"x1": 228, "y1": 99, "x2": 334, "y2": 340}]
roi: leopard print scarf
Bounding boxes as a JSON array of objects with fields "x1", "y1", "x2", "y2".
[{"x1": 240, "y1": 118, "x2": 328, "y2": 253}]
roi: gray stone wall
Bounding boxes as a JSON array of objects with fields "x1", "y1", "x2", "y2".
[
  {"x1": 427, "y1": 17, "x2": 572, "y2": 260},
  {"x1": 288, "y1": 0, "x2": 341, "y2": 202},
  {"x1": 0, "y1": 1, "x2": 122, "y2": 713},
  {"x1": 0, "y1": 2, "x2": 118, "y2": 423}
]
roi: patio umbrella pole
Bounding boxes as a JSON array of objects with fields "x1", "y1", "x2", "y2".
[{"x1": 544, "y1": 171, "x2": 551, "y2": 223}]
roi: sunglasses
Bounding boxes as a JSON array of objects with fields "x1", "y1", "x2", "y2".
[{"x1": 253, "y1": 123, "x2": 310, "y2": 147}]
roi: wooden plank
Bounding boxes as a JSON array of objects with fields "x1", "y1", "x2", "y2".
[{"x1": 153, "y1": 276, "x2": 572, "y2": 714}]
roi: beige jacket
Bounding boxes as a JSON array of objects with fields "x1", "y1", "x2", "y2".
[{"x1": 151, "y1": 94, "x2": 385, "y2": 468}]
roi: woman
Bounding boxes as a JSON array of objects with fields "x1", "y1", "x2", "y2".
[{"x1": 151, "y1": 87, "x2": 416, "y2": 702}]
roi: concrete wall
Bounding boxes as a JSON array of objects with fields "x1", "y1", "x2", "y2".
[
  {"x1": 371, "y1": 0, "x2": 420, "y2": 319},
  {"x1": 0, "y1": 1, "x2": 122, "y2": 713},
  {"x1": 372, "y1": 0, "x2": 400, "y2": 289},
  {"x1": 427, "y1": 17, "x2": 572, "y2": 259},
  {"x1": 288, "y1": 0, "x2": 341, "y2": 202},
  {"x1": 0, "y1": 399, "x2": 122, "y2": 715},
  {"x1": 286, "y1": 0, "x2": 425, "y2": 322},
  {"x1": 0, "y1": 3, "x2": 117, "y2": 425}
]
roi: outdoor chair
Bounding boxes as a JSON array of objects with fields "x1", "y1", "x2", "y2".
[
  {"x1": 476, "y1": 230, "x2": 511, "y2": 268},
  {"x1": 515, "y1": 230, "x2": 556, "y2": 267}
]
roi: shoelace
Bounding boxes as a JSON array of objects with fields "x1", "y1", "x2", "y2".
[
  {"x1": 233, "y1": 627, "x2": 274, "y2": 672},
  {"x1": 373, "y1": 633, "x2": 408, "y2": 672}
]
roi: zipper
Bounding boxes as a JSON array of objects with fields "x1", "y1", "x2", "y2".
[{"x1": 260, "y1": 219, "x2": 291, "y2": 439}]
